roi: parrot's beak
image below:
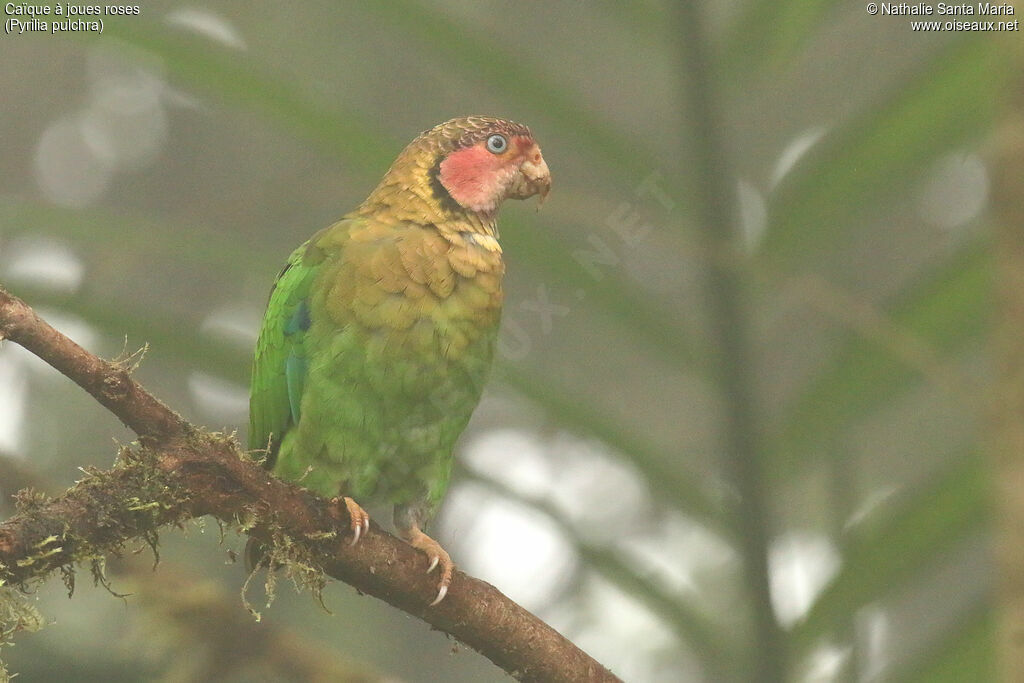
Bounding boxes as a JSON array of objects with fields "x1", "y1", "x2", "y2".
[{"x1": 509, "y1": 148, "x2": 551, "y2": 207}]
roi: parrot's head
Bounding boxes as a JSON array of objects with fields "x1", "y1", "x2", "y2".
[
  {"x1": 363, "y1": 116, "x2": 550, "y2": 230},
  {"x1": 430, "y1": 116, "x2": 550, "y2": 215}
]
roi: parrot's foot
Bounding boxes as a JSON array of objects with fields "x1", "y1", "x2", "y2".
[
  {"x1": 401, "y1": 526, "x2": 453, "y2": 606},
  {"x1": 330, "y1": 496, "x2": 371, "y2": 546}
]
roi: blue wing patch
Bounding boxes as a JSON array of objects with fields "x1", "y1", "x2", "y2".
[{"x1": 285, "y1": 299, "x2": 311, "y2": 335}]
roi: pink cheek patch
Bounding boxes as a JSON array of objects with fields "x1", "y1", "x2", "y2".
[{"x1": 439, "y1": 145, "x2": 507, "y2": 212}]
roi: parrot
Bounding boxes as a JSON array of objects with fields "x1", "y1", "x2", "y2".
[{"x1": 248, "y1": 116, "x2": 551, "y2": 604}]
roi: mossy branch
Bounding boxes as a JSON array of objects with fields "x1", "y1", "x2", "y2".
[{"x1": 0, "y1": 286, "x2": 620, "y2": 683}]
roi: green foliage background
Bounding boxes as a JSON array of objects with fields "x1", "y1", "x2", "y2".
[{"x1": 0, "y1": 1, "x2": 1014, "y2": 680}]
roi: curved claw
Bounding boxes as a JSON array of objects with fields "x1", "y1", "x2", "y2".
[
  {"x1": 350, "y1": 522, "x2": 362, "y2": 546},
  {"x1": 330, "y1": 496, "x2": 371, "y2": 547},
  {"x1": 401, "y1": 527, "x2": 454, "y2": 606},
  {"x1": 430, "y1": 583, "x2": 448, "y2": 607}
]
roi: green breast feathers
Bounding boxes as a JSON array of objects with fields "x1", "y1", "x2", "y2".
[{"x1": 249, "y1": 217, "x2": 504, "y2": 506}]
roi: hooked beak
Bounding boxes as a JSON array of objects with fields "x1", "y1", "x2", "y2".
[{"x1": 509, "y1": 147, "x2": 551, "y2": 207}]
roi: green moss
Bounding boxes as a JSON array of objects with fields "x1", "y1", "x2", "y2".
[
  {"x1": 241, "y1": 525, "x2": 332, "y2": 622},
  {"x1": 1, "y1": 434, "x2": 336, "y2": 670},
  {"x1": 0, "y1": 586, "x2": 44, "y2": 682}
]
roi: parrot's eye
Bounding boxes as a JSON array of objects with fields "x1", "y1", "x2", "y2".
[{"x1": 485, "y1": 134, "x2": 507, "y2": 154}]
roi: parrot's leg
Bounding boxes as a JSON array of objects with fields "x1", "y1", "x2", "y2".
[
  {"x1": 394, "y1": 502, "x2": 453, "y2": 606},
  {"x1": 329, "y1": 496, "x2": 371, "y2": 546}
]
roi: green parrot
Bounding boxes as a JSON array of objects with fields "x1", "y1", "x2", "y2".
[{"x1": 249, "y1": 116, "x2": 550, "y2": 603}]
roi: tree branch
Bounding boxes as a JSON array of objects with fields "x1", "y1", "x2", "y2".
[{"x1": 0, "y1": 286, "x2": 620, "y2": 683}]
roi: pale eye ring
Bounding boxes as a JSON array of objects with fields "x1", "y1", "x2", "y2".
[{"x1": 486, "y1": 134, "x2": 508, "y2": 154}]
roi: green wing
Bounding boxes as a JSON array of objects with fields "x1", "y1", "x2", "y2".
[{"x1": 249, "y1": 241, "x2": 321, "y2": 462}]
